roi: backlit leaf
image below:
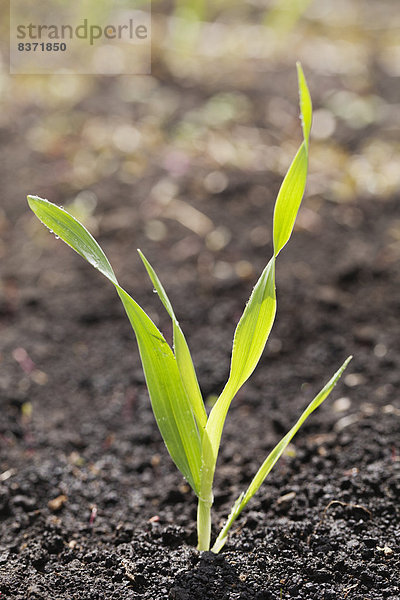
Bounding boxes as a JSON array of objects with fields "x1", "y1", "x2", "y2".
[
  {"x1": 273, "y1": 62, "x2": 312, "y2": 257},
  {"x1": 202, "y1": 258, "x2": 277, "y2": 484},
  {"x1": 138, "y1": 249, "x2": 207, "y2": 431},
  {"x1": 27, "y1": 196, "x2": 202, "y2": 494},
  {"x1": 212, "y1": 356, "x2": 352, "y2": 552},
  {"x1": 27, "y1": 195, "x2": 117, "y2": 284},
  {"x1": 201, "y1": 65, "x2": 312, "y2": 500}
]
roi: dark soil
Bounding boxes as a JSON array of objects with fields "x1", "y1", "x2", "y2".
[{"x1": 1, "y1": 12, "x2": 400, "y2": 600}]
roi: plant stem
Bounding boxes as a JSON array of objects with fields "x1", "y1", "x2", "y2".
[{"x1": 197, "y1": 496, "x2": 212, "y2": 551}]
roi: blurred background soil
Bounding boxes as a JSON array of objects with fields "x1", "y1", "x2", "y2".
[{"x1": 0, "y1": 1, "x2": 399, "y2": 598}]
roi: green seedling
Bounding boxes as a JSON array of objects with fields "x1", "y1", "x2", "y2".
[{"x1": 27, "y1": 63, "x2": 351, "y2": 553}]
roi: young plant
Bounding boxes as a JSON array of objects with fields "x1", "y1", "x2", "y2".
[{"x1": 27, "y1": 64, "x2": 351, "y2": 553}]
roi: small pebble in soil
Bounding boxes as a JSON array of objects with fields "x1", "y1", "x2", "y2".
[{"x1": 47, "y1": 494, "x2": 67, "y2": 512}]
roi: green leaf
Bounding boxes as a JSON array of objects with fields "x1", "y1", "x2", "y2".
[
  {"x1": 199, "y1": 66, "x2": 313, "y2": 510},
  {"x1": 272, "y1": 142, "x2": 308, "y2": 256},
  {"x1": 199, "y1": 258, "x2": 276, "y2": 504},
  {"x1": 116, "y1": 287, "x2": 202, "y2": 492},
  {"x1": 137, "y1": 249, "x2": 175, "y2": 319},
  {"x1": 297, "y1": 61, "x2": 312, "y2": 147},
  {"x1": 27, "y1": 195, "x2": 202, "y2": 494},
  {"x1": 138, "y1": 249, "x2": 207, "y2": 431},
  {"x1": 211, "y1": 356, "x2": 352, "y2": 553},
  {"x1": 273, "y1": 62, "x2": 312, "y2": 257},
  {"x1": 27, "y1": 195, "x2": 117, "y2": 284},
  {"x1": 228, "y1": 258, "x2": 276, "y2": 394}
]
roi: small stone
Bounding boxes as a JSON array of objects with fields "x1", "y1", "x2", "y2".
[
  {"x1": 334, "y1": 414, "x2": 360, "y2": 432},
  {"x1": 48, "y1": 494, "x2": 68, "y2": 512},
  {"x1": 148, "y1": 515, "x2": 160, "y2": 523},
  {"x1": 332, "y1": 397, "x2": 351, "y2": 412},
  {"x1": 377, "y1": 544, "x2": 394, "y2": 556}
]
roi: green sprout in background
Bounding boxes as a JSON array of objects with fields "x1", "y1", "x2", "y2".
[{"x1": 27, "y1": 63, "x2": 351, "y2": 553}]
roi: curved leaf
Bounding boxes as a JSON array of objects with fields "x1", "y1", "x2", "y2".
[
  {"x1": 273, "y1": 62, "x2": 312, "y2": 257},
  {"x1": 201, "y1": 258, "x2": 276, "y2": 492},
  {"x1": 200, "y1": 65, "x2": 312, "y2": 508},
  {"x1": 27, "y1": 195, "x2": 202, "y2": 494},
  {"x1": 27, "y1": 195, "x2": 117, "y2": 284},
  {"x1": 138, "y1": 249, "x2": 207, "y2": 431},
  {"x1": 212, "y1": 356, "x2": 352, "y2": 552}
]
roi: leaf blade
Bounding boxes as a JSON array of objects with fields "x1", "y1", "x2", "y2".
[
  {"x1": 27, "y1": 195, "x2": 117, "y2": 284},
  {"x1": 297, "y1": 61, "x2": 312, "y2": 147},
  {"x1": 273, "y1": 63, "x2": 312, "y2": 257},
  {"x1": 202, "y1": 66, "x2": 313, "y2": 477},
  {"x1": 138, "y1": 249, "x2": 207, "y2": 431},
  {"x1": 116, "y1": 286, "x2": 202, "y2": 492},
  {"x1": 28, "y1": 196, "x2": 202, "y2": 494},
  {"x1": 272, "y1": 142, "x2": 308, "y2": 256},
  {"x1": 228, "y1": 258, "x2": 276, "y2": 394},
  {"x1": 212, "y1": 356, "x2": 352, "y2": 552},
  {"x1": 137, "y1": 249, "x2": 175, "y2": 319},
  {"x1": 200, "y1": 258, "x2": 277, "y2": 504}
]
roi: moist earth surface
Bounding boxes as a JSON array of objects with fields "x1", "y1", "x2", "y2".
[{"x1": 1, "y1": 7, "x2": 400, "y2": 599}]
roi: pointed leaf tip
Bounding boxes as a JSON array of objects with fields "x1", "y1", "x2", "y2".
[
  {"x1": 28, "y1": 195, "x2": 203, "y2": 494},
  {"x1": 272, "y1": 64, "x2": 312, "y2": 257},
  {"x1": 137, "y1": 248, "x2": 207, "y2": 431},
  {"x1": 27, "y1": 195, "x2": 118, "y2": 285},
  {"x1": 296, "y1": 62, "x2": 312, "y2": 145}
]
